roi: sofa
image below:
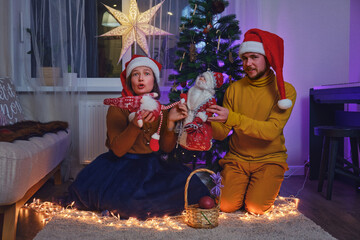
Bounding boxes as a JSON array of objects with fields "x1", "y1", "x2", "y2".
[
  {"x1": 0, "y1": 78, "x2": 71, "y2": 240},
  {"x1": 0, "y1": 121, "x2": 70, "y2": 240}
]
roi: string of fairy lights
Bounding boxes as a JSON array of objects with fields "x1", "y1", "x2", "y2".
[{"x1": 24, "y1": 196, "x2": 299, "y2": 230}]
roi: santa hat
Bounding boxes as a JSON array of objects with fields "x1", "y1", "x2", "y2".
[
  {"x1": 202, "y1": 71, "x2": 224, "y2": 89},
  {"x1": 120, "y1": 55, "x2": 162, "y2": 96},
  {"x1": 239, "y1": 28, "x2": 292, "y2": 110}
]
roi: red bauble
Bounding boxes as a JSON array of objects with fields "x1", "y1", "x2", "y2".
[
  {"x1": 180, "y1": 81, "x2": 187, "y2": 88},
  {"x1": 198, "y1": 196, "x2": 215, "y2": 209}
]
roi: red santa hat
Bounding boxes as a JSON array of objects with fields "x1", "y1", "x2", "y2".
[
  {"x1": 213, "y1": 72, "x2": 224, "y2": 88},
  {"x1": 120, "y1": 55, "x2": 162, "y2": 96},
  {"x1": 202, "y1": 71, "x2": 224, "y2": 89},
  {"x1": 239, "y1": 28, "x2": 292, "y2": 110}
]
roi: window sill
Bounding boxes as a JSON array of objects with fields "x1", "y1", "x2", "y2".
[
  {"x1": 16, "y1": 78, "x2": 171, "y2": 94},
  {"x1": 16, "y1": 78, "x2": 122, "y2": 93}
]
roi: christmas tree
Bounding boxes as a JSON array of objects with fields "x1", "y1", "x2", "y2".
[{"x1": 166, "y1": 0, "x2": 244, "y2": 171}]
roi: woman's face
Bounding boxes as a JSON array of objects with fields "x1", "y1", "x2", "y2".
[{"x1": 130, "y1": 66, "x2": 155, "y2": 96}]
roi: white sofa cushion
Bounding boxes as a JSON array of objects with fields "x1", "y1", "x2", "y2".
[{"x1": 0, "y1": 129, "x2": 70, "y2": 205}]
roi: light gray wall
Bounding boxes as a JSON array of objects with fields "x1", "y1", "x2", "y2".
[
  {"x1": 225, "y1": 0, "x2": 354, "y2": 173},
  {"x1": 350, "y1": 0, "x2": 360, "y2": 84}
]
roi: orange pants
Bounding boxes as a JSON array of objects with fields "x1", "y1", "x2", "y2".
[{"x1": 219, "y1": 159, "x2": 287, "y2": 215}]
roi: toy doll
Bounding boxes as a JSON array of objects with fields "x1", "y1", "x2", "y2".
[{"x1": 178, "y1": 70, "x2": 223, "y2": 151}]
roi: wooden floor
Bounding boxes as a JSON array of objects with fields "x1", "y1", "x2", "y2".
[{"x1": 1, "y1": 172, "x2": 360, "y2": 240}]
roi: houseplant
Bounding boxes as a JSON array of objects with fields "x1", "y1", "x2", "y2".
[
  {"x1": 62, "y1": 65, "x2": 77, "y2": 87},
  {"x1": 27, "y1": 28, "x2": 60, "y2": 86}
]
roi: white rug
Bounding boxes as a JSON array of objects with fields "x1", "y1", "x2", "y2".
[{"x1": 32, "y1": 198, "x2": 336, "y2": 240}]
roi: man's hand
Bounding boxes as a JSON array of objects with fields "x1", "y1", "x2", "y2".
[{"x1": 207, "y1": 105, "x2": 229, "y2": 123}]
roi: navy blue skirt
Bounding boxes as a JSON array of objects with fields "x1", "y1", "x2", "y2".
[{"x1": 67, "y1": 151, "x2": 209, "y2": 220}]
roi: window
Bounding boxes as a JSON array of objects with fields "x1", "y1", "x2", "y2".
[
  {"x1": 92, "y1": 0, "x2": 187, "y2": 80},
  {"x1": 29, "y1": 0, "x2": 188, "y2": 85}
]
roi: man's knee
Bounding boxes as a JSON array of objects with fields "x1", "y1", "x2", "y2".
[
  {"x1": 244, "y1": 200, "x2": 272, "y2": 215},
  {"x1": 220, "y1": 197, "x2": 242, "y2": 213}
]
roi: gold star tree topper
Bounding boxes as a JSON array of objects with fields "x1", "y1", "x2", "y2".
[{"x1": 101, "y1": 0, "x2": 172, "y2": 63}]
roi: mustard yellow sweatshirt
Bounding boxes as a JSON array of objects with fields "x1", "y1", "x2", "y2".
[{"x1": 211, "y1": 71, "x2": 296, "y2": 163}]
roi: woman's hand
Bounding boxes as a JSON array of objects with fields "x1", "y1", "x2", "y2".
[
  {"x1": 167, "y1": 103, "x2": 188, "y2": 130},
  {"x1": 207, "y1": 105, "x2": 229, "y2": 123},
  {"x1": 132, "y1": 110, "x2": 156, "y2": 128}
]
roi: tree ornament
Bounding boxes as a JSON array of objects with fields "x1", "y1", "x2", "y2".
[
  {"x1": 190, "y1": 4, "x2": 198, "y2": 23},
  {"x1": 179, "y1": 24, "x2": 185, "y2": 32},
  {"x1": 212, "y1": 0, "x2": 225, "y2": 14},
  {"x1": 189, "y1": 43, "x2": 197, "y2": 62},
  {"x1": 179, "y1": 62, "x2": 184, "y2": 71},
  {"x1": 203, "y1": 23, "x2": 212, "y2": 34},
  {"x1": 229, "y1": 51, "x2": 234, "y2": 63},
  {"x1": 179, "y1": 52, "x2": 186, "y2": 71},
  {"x1": 171, "y1": 83, "x2": 179, "y2": 91},
  {"x1": 180, "y1": 81, "x2": 187, "y2": 88},
  {"x1": 100, "y1": 0, "x2": 172, "y2": 63},
  {"x1": 216, "y1": 30, "x2": 221, "y2": 52}
]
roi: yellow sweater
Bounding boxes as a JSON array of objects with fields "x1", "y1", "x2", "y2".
[{"x1": 211, "y1": 71, "x2": 296, "y2": 163}]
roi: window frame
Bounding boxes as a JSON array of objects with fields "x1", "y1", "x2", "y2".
[{"x1": 15, "y1": 0, "x2": 183, "y2": 91}]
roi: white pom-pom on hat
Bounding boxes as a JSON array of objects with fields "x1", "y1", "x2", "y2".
[{"x1": 278, "y1": 99, "x2": 293, "y2": 110}]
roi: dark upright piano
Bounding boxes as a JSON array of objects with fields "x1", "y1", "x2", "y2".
[{"x1": 309, "y1": 82, "x2": 360, "y2": 180}]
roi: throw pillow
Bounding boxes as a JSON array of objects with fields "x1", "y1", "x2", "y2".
[{"x1": 0, "y1": 77, "x2": 25, "y2": 125}]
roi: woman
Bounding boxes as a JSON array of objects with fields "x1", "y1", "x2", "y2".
[{"x1": 66, "y1": 55, "x2": 209, "y2": 220}]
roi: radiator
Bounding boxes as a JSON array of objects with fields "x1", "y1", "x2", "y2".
[{"x1": 79, "y1": 100, "x2": 109, "y2": 164}]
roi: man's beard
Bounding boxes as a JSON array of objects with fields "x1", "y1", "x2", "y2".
[{"x1": 246, "y1": 68, "x2": 268, "y2": 80}]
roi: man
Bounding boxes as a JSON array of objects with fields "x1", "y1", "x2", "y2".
[{"x1": 207, "y1": 28, "x2": 296, "y2": 215}]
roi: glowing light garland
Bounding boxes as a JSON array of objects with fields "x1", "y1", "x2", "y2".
[{"x1": 24, "y1": 196, "x2": 300, "y2": 231}]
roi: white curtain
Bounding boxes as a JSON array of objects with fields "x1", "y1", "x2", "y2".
[
  {"x1": 0, "y1": 0, "x2": 12, "y2": 77},
  {"x1": 27, "y1": 0, "x2": 87, "y2": 180},
  {"x1": 116, "y1": 0, "x2": 184, "y2": 87}
]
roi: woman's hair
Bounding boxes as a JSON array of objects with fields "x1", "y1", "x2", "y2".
[{"x1": 126, "y1": 71, "x2": 161, "y2": 100}]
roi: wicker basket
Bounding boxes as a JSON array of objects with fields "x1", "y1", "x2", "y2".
[{"x1": 184, "y1": 168, "x2": 220, "y2": 229}]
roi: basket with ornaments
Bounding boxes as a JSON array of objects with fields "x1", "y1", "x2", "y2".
[{"x1": 184, "y1": 168, "x2": 223, "y2": 228}]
